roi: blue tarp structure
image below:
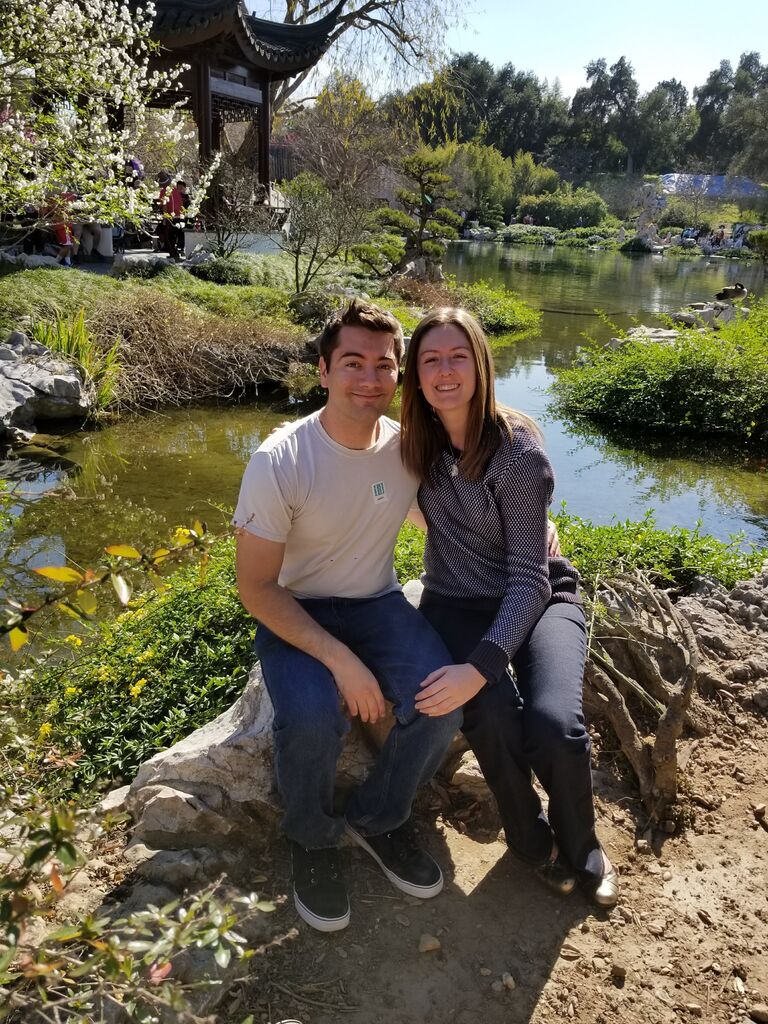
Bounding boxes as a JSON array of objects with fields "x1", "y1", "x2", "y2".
[{"x1": 659, "y1": 174, "x2": 766, "y2": 198}]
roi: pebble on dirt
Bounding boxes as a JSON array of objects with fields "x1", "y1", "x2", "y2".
[{"x1": 418, "y1": 934, "x2": 441, "y2": 953}]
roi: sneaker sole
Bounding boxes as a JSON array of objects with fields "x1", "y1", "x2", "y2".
[
  {"x1": 345, "y1": 825, "x2": 443, "y2": 899},
  {"x1": 293, "y1": 888, "x2": 350, "y2": 932}
]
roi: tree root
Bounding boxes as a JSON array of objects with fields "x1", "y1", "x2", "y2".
[{"x1": 583, "y1": 571, "x2": 703, "y2": 822}]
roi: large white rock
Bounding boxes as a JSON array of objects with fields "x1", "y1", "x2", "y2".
[{"x1": 127, "y1": 663, "x2": 380, "y2": 849}]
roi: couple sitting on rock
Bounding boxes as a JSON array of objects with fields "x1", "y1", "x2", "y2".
[{"x1": 233, "y1": 299, "x2": 618, "y2": 933}]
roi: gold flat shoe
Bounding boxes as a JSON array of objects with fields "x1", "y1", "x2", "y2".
[{"x1": 591, "y1": 852, "x2": 619, "y2": 908}]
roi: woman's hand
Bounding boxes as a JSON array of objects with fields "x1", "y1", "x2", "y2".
[{"x1": 415, "y1": 663, "x2": 486, "y2": 716}]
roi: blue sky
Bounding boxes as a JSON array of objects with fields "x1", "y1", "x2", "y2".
[{"x1": 446, "y1": 0, "x2": 768, "y2": 100}]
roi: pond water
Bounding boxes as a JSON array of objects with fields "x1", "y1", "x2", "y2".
[
  {"x1": 2, "y1": 245, "x2": 767, "y2": 605},
  {"x1": 445, "y1": 243, "x2": 768, "y2": 545}
]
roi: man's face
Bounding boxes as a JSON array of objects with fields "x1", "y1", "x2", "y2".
[{"x1": 319, "y1": 325, "x2": 399, "y2": 424}]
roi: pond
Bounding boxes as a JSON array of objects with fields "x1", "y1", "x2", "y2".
[{"x1": 2, "y1": 245, "x2": 767, "y2": 605}]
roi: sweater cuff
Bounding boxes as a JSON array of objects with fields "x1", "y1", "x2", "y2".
[{"x1": 467, "y1": 640, "x2": 510, "y2": 686}]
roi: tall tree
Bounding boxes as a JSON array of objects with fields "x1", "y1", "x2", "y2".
[
  {"x1": 634, "y1": 80, "x2": 697, "y2": 172},
  {"x1": 282, "y1": 74, "x2": 398, "y2": 192},
  {"x1": 690, "y1": 60, "x2": 735, "y2": 168},
  {"x1": 570, "y1": 57, "x2": 639, "y2": 173},
  {"x1": 723, "y1": 88, "x2": 768, "y2": 182},
  {"x1": 252, "y1": 0, "x2": 464, "y2": 111},
  {"x1": 485, "y1": 65, "x2": 569, "y2": 158}
]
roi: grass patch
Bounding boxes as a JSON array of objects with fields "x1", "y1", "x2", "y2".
[
  {"x1": 30, "y1": 309, "x2": 120, "y2": 411},
  {"x1": 389, "y1": 277, "x2": 540, "y2": 336},
  {"x1": 552, "y1": 301, "x2": 768, "y2": 441}
]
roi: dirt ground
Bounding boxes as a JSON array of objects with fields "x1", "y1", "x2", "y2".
[{"x1": 223, "y1": 716, "x2": 768, "y2": 1024}]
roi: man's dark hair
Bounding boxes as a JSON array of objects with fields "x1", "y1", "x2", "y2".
[{"x1": 316, "y1": 298, "x2": 405, "y2": 366}]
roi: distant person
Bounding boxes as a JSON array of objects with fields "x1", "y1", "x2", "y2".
[
  {"x1": 45, "y1": 190, "x2": 78, "y2": 267},
  {"x1": 156, "y1": 171, "x2": 184, "y2": 260},
  {"x1": 177, "y1": 180, "x2": 192, "y2": 211}
]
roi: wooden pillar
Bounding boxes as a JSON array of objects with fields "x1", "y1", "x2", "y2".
[
  {"x1": 195, "y1": 55, "x2": 213, "y2": 161},
  {"x1": 258, "y1": 75, "x2": 272, "y2": 188}
]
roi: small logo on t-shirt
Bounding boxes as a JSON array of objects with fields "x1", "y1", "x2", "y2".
[{"x1": 372, "y1": 481, "x2": 387, "y2": 503}]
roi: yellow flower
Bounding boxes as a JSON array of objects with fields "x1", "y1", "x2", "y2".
[
  {"x1": 37, "y1": 722, "x2": 53, "y2": 742},
  {"x1": 172, "y1": 527, "x2": 193, "y2": 547},
  {"x1": 129, "y1": 678, "x2": 148, "y2": 699},
  {"x1": 63, "y1": 634, "x2": 83, "y2": 647},
  {"x1": 136, "y1": 649, "x2": 155, "y2": 664},
  {"x1": 65, "y1": 686, "x2": 79, "y2": 696}
]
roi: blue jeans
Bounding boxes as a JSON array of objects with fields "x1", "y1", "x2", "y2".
[
  {"x1": 420, "y1": 596, "x2": 603, "y2": 883},
  {"x1": 255, "y1": 591, "x2": 462, "y2": 849}
]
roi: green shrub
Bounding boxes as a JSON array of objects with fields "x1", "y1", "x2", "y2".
[
  {"x1": 451, "y1": 280, "x2": 541, "y2": 335},
  {"x1": 517, "y1": 187, "x2": 608, "y2": 229},
  {"x1": 23, "y1": 539, "x2": 254, "y2": 795},
  {"x1": 658, "y1": 198, "x2": 711, "y2": 233},
  {"x1": 553, "y1": 509, "x2": 766, "y2": 592},
  {"x1": 499, "y1": 224, "x2": 557, "y2": 245},
  {"x1": 393, "y1": 514, "x2": 764, "y2": 594},
  {"x1": 120, "y1": 258, "x2": 178, "y2": 280},
  {"x1": 552, "y1": 301, "x2": 768, "y2": 440},
  {"x1": 188, "y1": 256, "x2": 253, "y2": 286},
  {"x1": 619, "y1": 236, "x2": 655, "y2": 253},
  {"x1": 15, "y1": 512, "x2": 765, "y2": 801},
  {"x1": 749, "y1": 229, "x2": 768, "y2": 261},
  {"x1": 287, "y1": 289, "x2": 342, "y2": 329}
]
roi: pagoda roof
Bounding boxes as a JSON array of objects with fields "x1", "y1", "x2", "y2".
[{"x1": 148, "y1": 0, "x2": 344, "y2": 76}]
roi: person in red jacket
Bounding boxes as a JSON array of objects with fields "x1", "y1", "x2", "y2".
[{"x1": 156, "y1": 171, "x2": 185, "y2": 260}]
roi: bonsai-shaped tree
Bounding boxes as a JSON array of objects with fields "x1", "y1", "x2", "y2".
[{"x1": 374, "y1": 147, "x2": 462, "y2": 276}]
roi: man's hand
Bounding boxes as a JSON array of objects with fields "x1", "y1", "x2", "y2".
[
  {"x1": 331, "y1": 650, "x2": 387, "y2": 724},
  {"x1": 547, "y1": 518, "x2": 561, "y2": 558},
  {"x1": 415, "y1": 663, "x2": 485, "y2": 716}
]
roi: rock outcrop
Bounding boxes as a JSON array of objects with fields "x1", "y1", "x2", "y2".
[
  {"x1": 127, "y1": 663, "x2": 381, "y2": 849},
  {"x1": 0, "y1": 331, "x2": 92, "y2": 440}
]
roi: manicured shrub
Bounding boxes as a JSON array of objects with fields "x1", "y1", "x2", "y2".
[
  {"x1": 552, "y1": 301, "x2": 768, "y2": 440},
  {"x1": 499, "y1": 224, "x2": 557, "y2": 245},
  {"x1": 517, "y1": 187, "x2": 608, "y2": 229},
  {"x1": 188, "y1": 255, "x2": 253, "y2": 286}
]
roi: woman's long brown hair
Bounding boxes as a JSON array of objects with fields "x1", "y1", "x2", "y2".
[{"x1": 400, "y1": 307, "x2": 541, "y2": 482}]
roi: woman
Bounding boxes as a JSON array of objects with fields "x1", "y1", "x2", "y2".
[{"x1": 400, "y1": 306, "x2": 618, "y2": 907}]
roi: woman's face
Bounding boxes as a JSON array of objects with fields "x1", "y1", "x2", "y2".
[{"x1": 416, "y1": 323, "x2": 477, "y2": 419}]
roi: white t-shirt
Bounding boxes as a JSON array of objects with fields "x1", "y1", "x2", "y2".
[{"x1": 233, "y1": 410, "x2": 418, "y2": 599}]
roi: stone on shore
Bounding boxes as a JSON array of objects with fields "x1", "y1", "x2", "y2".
[{"x1": 0, "y1": 331, "x2": 92, "y2": 439}]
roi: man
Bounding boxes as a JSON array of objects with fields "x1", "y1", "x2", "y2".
[{"x1": 234, "y1": 299, "x2": 462, "y2": 933}]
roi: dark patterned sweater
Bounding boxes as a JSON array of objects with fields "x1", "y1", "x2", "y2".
[{"x1": 417, "y1": 425, "x2": 581, "y2": 685}]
